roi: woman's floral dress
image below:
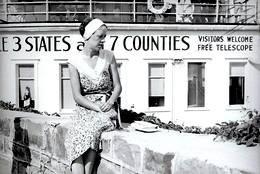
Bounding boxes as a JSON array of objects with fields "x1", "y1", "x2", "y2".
[{"x1": 65, "y1": 50, "x2": 117, "y2": 168}]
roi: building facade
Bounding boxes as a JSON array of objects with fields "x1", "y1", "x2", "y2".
[{"x1": 0, "y1": 0, "x2": 259, "y2": 127}]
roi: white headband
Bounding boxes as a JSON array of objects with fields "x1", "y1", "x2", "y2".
[{"x1": 83, "y1": 18, "x2": 105, "y2": 40}]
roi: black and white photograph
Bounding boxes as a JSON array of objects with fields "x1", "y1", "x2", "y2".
[{"x1": 0, "y1": 0, "x2": 259, "y2": 173}]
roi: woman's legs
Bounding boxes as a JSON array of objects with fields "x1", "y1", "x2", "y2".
[
  {"x1": 83, "y1": 149, "x2": 98, "y2": 174},
  {"x1": 92, "y1": 153, "x2": 101, "y2": 174},
  {"x1": 71, "y1": 155, "x2": 84, "y2": 174}
]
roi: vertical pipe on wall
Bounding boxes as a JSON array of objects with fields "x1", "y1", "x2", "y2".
[
  {"x1": 216, "y1": 0, "x2": 219, "y2": 23},
  {"x1": 90, "y1": 0, "x2": 92, "y2": 18},
  {"x1": 46, "y1": 0, "x2": 49, "y2": 21}
]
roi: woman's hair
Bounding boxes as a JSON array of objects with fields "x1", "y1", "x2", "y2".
[
  {"x1": 79, "y1": 17, "x2": 93, "y2": 37},
  {"x1": 79, "y1": 17, "x2": 107, "y2": 38}
]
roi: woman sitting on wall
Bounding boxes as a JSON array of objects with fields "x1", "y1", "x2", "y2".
[{"x1": 65, "y1": 17, "x2": 122, "y2": 174}]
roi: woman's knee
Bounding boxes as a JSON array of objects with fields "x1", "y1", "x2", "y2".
[{"x1": 71, "y1": 156, "x2": 84, "y2": 174}]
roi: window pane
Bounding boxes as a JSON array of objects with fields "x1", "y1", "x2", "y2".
[
  {"x1": 0, "y1": 13, "x2": 5, "y2": 21},
  {"x1": 149, "y1": 78, "x2": 164, "y2": 96},
  {"x1": 7, "y1": 4, "x2": 46, "y2": 12},
  {"x1": 18, "y1": 65, "x2": 34, "y2": 78},
  {"x1": 116, "y1": 63, "x2": 122, "y2": 106},
  {"x1": 18, "y1": 64, "x2": 35, "y2": 108},
  {"x1": 136, "y1": 3, "x2": 149, "y2": 13},
  {"x1": 60, "y1": 64, "x2": 74, "y2": 109},
  {"x1": 149, "y1": 96, "x2": 164, "y2": 107},
  {"x1": 49, "y1": 13, "x2": 86, "y2": 22},
  {"x1": 48, "y1": 3, "x2": 90, "y2": 22},
  {"x1": 19, "y1": 79, "x2": 35, "y2": 108},
  {"x1": 229, "y1": 63, "x2": 245, "y2": 105},
  {"x1": 117, "y1": 63, "x2": 122, "y2": 78},
  {"x1": 22, "y1": 14, "x2": 45, "y2": 22},
  {"x1": 229, "y1": 77, "x2": 244, "y2": 105},
  {"x1": 10, "y1": 0, "x2": 43, "y2": 1},
  {"x1": 148, "y1": 64, "x2": 165, "y2": 107},
  {"x1": 49, "y1": 3, "x2": 89, "y2": 12},
  {"x1": 93, "y1": 13, "x2": 133, "y2": 23},
  {"x1": 230, "y1": 63, "x2": 245, "y2": 76},
  {"x1": 0, "y1": 5, "x2": 4, "y2": 12},
  {"x1": 19, "y1": 80, "x2": 34, "y2": 100},
  {"x1": 61, "y1": 79, "x2": 74, "y2": 109},
  {"x1": 188, "y1": 62, "x2": 205, "y2": 107},
  {"x1": 149, "y1": 64, "x2": 165, "y2": 77},
  {"x1": 61, "y1": 64, "x2": 70, "y2": 78},
  {"x1": 7, "y1": 15, "x2": 25, "y2": 22}
]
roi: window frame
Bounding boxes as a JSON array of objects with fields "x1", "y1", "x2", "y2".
[
  {"x1": 144, "y1": 59, "x2": 172, "y2": 112},
  {"x1": 187, "y1": 62, "x2": 205, "y2": 108},
  {"x1": 55, "y1": 61, "x2": 74, "y2": 114},
  {"x1": 12, "y1": 59, "x2": 39, "y2": 110},
  {"x1": 59, "y1": 63, "x2": 75, "y2": 111},
  {"x1": 115, "y1": 58, "x2": 128, "y2": 109},
  {"x1": 227, "y1": 60, "x2": 247, "y2": 109},
  {"x1": 184, "y1": 58, "x2": 210, "y2": 111},
  {"x1": 148, "y1": 63, "x2": 166, "y2": 108}
]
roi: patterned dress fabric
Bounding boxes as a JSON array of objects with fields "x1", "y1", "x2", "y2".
[{"x1": 65, "y1": 50, "x2": 117, "y2": 168}]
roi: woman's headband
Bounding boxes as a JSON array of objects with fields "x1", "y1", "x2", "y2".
[{"x1": 83, "y1": 18, "x2": 105, "y2": 40}]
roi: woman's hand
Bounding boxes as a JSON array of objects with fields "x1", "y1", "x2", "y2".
[
  {"x1": 94, "y1": 106, "x2": 103, "y2": 112},
  {"x1": 100, "y1": 101, "x2": 113, "y2": 112}
]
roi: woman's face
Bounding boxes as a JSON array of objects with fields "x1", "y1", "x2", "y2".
[
  {"x1": 86, "y1": 25, "x2": 107, "y2": 51},
  {"x1": 25, "y1": 88, "x2": 29, "y2": 95}
]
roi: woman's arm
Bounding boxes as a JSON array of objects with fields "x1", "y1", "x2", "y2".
[
  {"x1": 68, "y1": 63, "x2": 102, "y2": 112},
  {"x1": 100, "y1": 55, "x2": 122, "y2": 112}
]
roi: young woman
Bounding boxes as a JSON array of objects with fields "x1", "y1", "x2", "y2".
[{"x1": 65, "y1": 18, "x2": 122, "y2": 174}]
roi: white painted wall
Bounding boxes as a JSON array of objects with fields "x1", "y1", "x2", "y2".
[{"x1": 0, "y1": 26, "x2": 259, "y2": 127}]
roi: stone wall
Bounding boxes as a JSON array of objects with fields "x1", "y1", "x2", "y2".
[
  {"x1": 98, "y1": 133, "x2": 175, "y2": 174},
  {"x1": 0, "y1": 109, "x2": 259, "y2": 174},
  {"x1": 0, "y1": 109, "x2": 70, "y2": 174}
]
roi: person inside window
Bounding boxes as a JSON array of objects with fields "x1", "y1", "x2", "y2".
[
  {"x1": 65, "y1": 18, "x2": 122, "y2": 174},
  {"x1": 23, "y1": 86, "x2": 32, "y2": 109}
]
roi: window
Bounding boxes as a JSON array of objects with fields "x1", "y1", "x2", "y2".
[
  {"x1": 0, "y1": 0, "x2": 257, "y2": 24},
  {"x1": 148, "y1": 64, "x2": 165, "y2": 107},
  {"x1": 92, "y1": 1, "x2": 133, "y2": 23},
  {"x1": 229, "y1": 62, "x2": 246, "y2": 105},
  {"x1": 115, "y1": 59, "x2": 128, "y2": 109},
  {"x1": 49, "y1": 1, "x2": 90, "y2": 22},
  {"x1": 188, "y1": 62, "x2": 205, "y2": 107},
  {"x1": 17, "y1": 64, "x2": 35, "y2": 108},
  {"x1": 136, "y1": 0, "x2": 176, "y2": 23},
  {"x1": 60, "y1": 64, "x2": 74, "y2": 109}
]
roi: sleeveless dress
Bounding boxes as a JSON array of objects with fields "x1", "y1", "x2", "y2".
[{"x1": 65, "y1": 50, "x2": 117, "y2": 168}]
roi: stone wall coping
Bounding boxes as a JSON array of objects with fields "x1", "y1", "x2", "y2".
[
  {"x1": 1, "y1": 109, "x2": 260, "y2": 174},
  {"x1": 101, "y1": 128, "x2": 260, "y2": 174},
  {"x1": 0, "y1": 109, "x2": 71, "y2": 126}
]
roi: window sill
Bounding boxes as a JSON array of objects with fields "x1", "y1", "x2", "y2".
[
  {"x1": 145, "y1": 107, "x2": 171, "y2": 113},
  {"x1": 185, "y1": 107, "x2": 210, "y2": 111},
  {"x1": 226, "y1": 105, "x2": 244, "y2": 111},
  {"x1": 58, "y1": 109, "x2": 74, "y2": 115}
]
